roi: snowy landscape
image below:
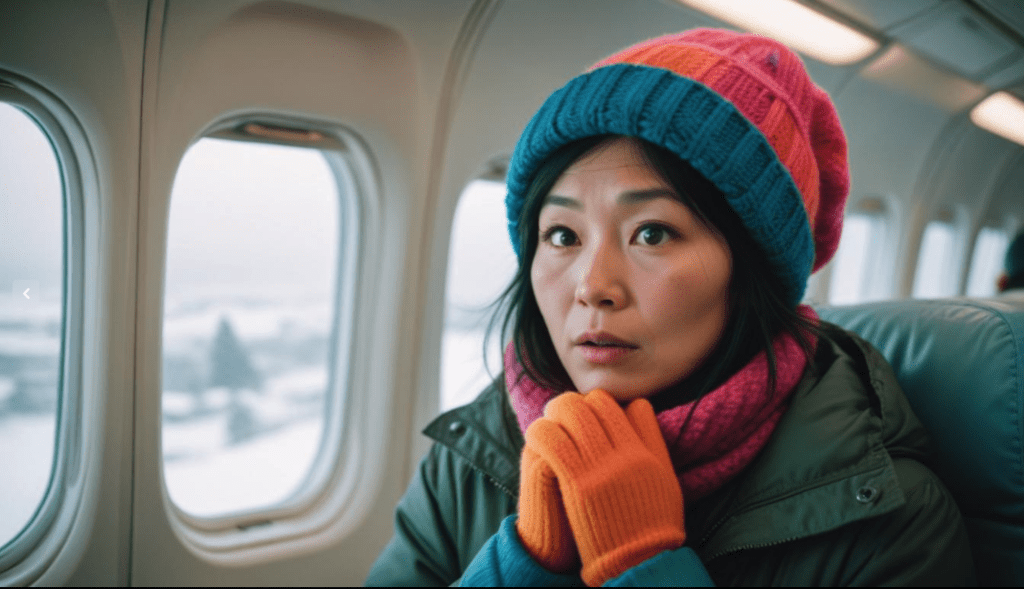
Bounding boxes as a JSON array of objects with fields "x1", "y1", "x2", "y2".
[
  {"x1": 0, "y1": 286, "x2": 508, "y2": 545},
  {"x1": 158, "y1": 292, "x2": 335, "y2": 517},
  {"x1": 0, "y1": 142, "x2": 516, "y2": 545},
  {"x1": 0, "y1": 292, "x2": 61, "y2": 547}
]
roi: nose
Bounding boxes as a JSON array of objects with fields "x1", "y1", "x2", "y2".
[{"x1": 574, "y1": 239, "x2": 627, "y2": 310}]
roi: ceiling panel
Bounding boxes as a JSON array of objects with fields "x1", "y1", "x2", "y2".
[
  {"x1": 890, "y1": 1, "x2": 1018, "y2": 78},
  {"x1": 815, "y1": 0, "x2": 942, "y2": 30},
  {"x1": 974, "y1": 0, "x2": 1024, "y2": 40}
]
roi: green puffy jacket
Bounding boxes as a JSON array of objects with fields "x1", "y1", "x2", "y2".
[{"x1": 366, "y1": 324, "x2": 976, "y2": 586}]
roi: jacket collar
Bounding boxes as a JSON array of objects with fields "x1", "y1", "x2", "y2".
[
  {"x1": 424, "y1": 381, "x2": 523, "y2": 497},
  {"x1": 424, "y1": 323, "x2": 931, "y2": 560},
  {"x1": 692, "y1": 324, "x2": 931, "y2": 559}
]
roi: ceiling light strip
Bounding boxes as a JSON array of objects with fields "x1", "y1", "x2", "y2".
[
  {"x1": 677, "y1": 0, "x2": 880, "y2": 65},
  {"x1": 971, "y1": 91, "x2": 1024, "y2": 146}
]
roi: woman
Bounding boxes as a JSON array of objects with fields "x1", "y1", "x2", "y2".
[{"x1": 367, "y1": 29, "x2": 974, "y2": 586}]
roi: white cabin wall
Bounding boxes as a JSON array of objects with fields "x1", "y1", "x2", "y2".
[
  {"x1": 919, "y1": 121, "x2": 1020, "y2": 296},
  {"x1": 128, "y1": 0, "x2": 480, "y2": 584},
  {"x1": 819, "y1": 0, "x2": 1024, "y2": 298},
  {"x1": 0, "y1": 1, "x2": 147, "y2": 585},
  {"x1": 853, "y1": 57, "x2": 1024, "y2": 298},
  {"x1": 1, "y1": 0, "x2": 480, "y2": 584},
  {"x1": 829, "y1": 63, "x2": 969, "y2": 300}
]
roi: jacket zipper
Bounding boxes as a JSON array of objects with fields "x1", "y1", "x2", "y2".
[
  {"x1": 695, "y1": 480, "x2": 857, "y2": 560},
  {"x1": 697, "y1": 468, "x2": 895, "y2": 562},
  {"x1": 465, "y1": 461, "x2": 517, "y2": 499},
  {"x1": 705, "y1": 536, "x2": 803, "y2": 561}
]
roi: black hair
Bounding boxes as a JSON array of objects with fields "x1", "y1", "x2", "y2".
[
  {"x1": 1005, "y1": 230, "x2": 1024, "y2": 290},
  {"x1": 487, "y1": 135, "x2": 820, "y2": 410},
  {"x1": 1006, "y1": 273, "x2": 1024, "y2": 291}
]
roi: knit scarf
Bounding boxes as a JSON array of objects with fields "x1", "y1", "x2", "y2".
[{"x1": 506, "y1": 306, "x2": 818, "y2": 502}]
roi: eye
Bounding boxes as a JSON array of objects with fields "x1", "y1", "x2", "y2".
[
  {"x1": 634, "y1": 223, "x2": 677, "y2": 246},
  {"x1": 541, "y1": 226, "x2": 579, "y2": 247}
]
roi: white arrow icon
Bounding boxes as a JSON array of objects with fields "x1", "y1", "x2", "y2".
[{"x1": 23, "y1": 289, "x2": 30, "y2": 299}]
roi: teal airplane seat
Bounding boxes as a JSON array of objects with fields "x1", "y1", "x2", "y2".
[{"x1": 819, "y1": 298, "x2": 1024, "y2": 586}]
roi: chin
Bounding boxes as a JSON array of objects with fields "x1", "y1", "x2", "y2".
[
  {"x1": 603, "y1": 389, "x2": 652, "y2": 404},
  {"x1": 572, "y1": 375, "x2": 653, "y2": 403}
]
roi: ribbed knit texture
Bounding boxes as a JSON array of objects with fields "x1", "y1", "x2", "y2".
[
  {"x1": 525, "y1": 390, "x2": 688, "y2": 587},
  {"x1": 506, "y1": 28, "x2": 849, "y2": 307},
  {"x1": 508, "y1": 305, "x2": 818, "y2": 503},
  {"x1": 516, "y1": 446, "x2": 580, "y2": 573}
]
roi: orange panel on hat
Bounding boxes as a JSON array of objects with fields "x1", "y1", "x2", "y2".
[
  {"x1": 792, "y1": 149, "x2": 820, "y2": 232},
  {"x1": 761, "y1": 100, "x2": 820, "y2": 229},
  {"x1": 595, "y1": 45, "x2": 728, "y2": 87},
  {"x1": 595, "y1": 39, "x2": 824, "y2": 235},
  {"x1": 703, "y1": 78, "x2": 821, "y2": 229}
]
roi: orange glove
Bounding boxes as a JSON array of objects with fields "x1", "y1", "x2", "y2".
[
  {"x1": 515, "y1": 445, "x2": 580, "y2": 572},
  {"x1": 526, "y1": 390, "x2": 686, "y2": 587}
]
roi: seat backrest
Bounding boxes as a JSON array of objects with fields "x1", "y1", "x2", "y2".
[{"x1": 818, "y1": 298, "x2": 1024, "y2": 586}]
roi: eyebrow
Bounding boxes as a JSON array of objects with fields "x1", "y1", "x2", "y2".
[
  {"x1": 617, "y1": 188, "x2": 678, "y2": 205},
  {"x1": 542, "y1": 188, "x2": 678, "y2": 209},
  {"x1": 541, "y1": 194, "x2": 583, "y2": 209}
]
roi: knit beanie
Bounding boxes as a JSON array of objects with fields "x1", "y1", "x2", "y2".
[{"x1": 505, "y1": 28, "x2": 849, "y2": 307}]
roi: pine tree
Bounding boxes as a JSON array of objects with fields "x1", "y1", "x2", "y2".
[
  {"x1": 208, "y1": 316, "x2": 263, "y2": 444},
  {"x1": 208, "y1": 316, "x2": 262, "y2": 391}
]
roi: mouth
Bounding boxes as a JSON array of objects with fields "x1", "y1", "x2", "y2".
[
  {"x1": 573, "y1": 331, "x2": 639, "y2": 348},
  {"x1": 573, "y1": 332, "x2": 639, "y2": 364}
]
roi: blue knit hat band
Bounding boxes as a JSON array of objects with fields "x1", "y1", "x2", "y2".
[{"x1": 506, "y1": 63, "x2": 815, "y2": 306}]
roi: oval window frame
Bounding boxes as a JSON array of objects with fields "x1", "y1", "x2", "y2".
[
  {"x1": 0, "y1": 74, "x2": 91, "y2": 584},
  {"x1": 160, "y1": 112, "x2": 387, "y2": 561}
]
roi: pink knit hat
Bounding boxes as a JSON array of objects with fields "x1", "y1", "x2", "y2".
[{"x1": 506, "y1": 28, "x2": 850, "y2": 305}]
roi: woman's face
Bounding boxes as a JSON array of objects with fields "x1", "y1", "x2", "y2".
[{"x1": 531, "y1": 137, "x2": 732, "y2": 403}]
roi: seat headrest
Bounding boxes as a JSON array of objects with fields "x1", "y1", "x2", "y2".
[{"x1": 818, "y1": 298, "x2": 1024, "y2": 585}]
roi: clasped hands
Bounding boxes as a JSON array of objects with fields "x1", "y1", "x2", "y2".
[{"x1": 516, "y1": 389, "x2": 686, "y2": 587}]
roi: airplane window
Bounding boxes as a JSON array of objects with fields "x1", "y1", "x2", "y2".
[
  {"x1": 162, "y1": 137, "x2": 339, "y2": 517},
  {"x1": 828, "y1": 213, "x2": 881, "y2": 305},
  {"x1": 913, "y1": 221, "x2": 958, "y2": 299},
  {"x1": 0, "y1": 103, "x2": 63, "y2": 548},
  {"x1": 441, "y1": 180, "x2": 517, "y2": 411},
  {"x1": 966, "y1": 227, "x2": 1010, "y2": 297}
]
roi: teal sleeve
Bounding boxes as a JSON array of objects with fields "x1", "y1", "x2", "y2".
[
  {"x1": 458, "y1": 516, "x2": 714, "y2": 587},
  {"x1": 604, "y1": 547, "x2": 715, "y2": 587},
  {"x1": 458, "y1": 515, "x2": 584, "y2": 587}
]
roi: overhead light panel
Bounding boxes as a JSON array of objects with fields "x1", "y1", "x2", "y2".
[
  {"x1": 970, "y1": 91, "x2": 1024, "y2": 147},
  {"x1": 677, "y1": 0, "x2": 880, "y2": 65}
]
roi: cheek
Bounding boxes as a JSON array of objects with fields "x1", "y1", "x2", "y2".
[
  {"x1": 530, "y1": 256, "x2": 564, "y2": 326},
  {"x1": 651, "y1": 246, "x2": 731, "y2": 326},
  {"x1": 690, "y1": 240, "x2": 732, "y2": 295},
  {"x1": 531, "y1": 253, "x2": 584, "y2": 361}
]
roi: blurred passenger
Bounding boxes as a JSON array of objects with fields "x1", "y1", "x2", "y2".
[
  {"x1": 368, "y1": 29, "x2": 974, "y2": 586},
  {"x1": 997, "y1": 230, "x2": 1024, "y2": 303}
]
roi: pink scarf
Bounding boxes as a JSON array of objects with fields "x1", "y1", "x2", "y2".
[{"x1": 506, "y1": 306, "x2": 817, "y2": 502}]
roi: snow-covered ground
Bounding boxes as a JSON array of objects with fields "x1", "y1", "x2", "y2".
[
  {"x1": 164, "y1": 414, "x2": 323, "y2": 517},
  {"x1": 0, "y1": 286, "x2": 502, "y2": 544},
  {"x1": 0, "y1": 414, "x2": 55, "y2": 547},
  {"x1": 0, "y1": 406, "x2": 325, "y2": 543}
]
